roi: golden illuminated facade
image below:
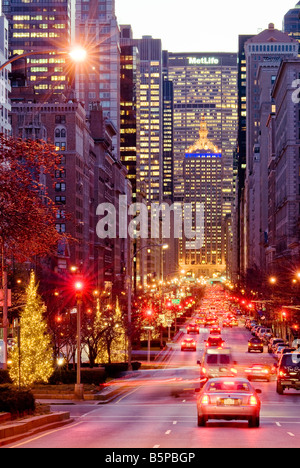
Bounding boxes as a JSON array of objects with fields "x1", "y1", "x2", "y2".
[
  {"x1": 4, "y1": 0, "x2": 72, "y2": 96},
  {"x1": 165, "y1": 52, "x2": 238, "y2": 275},
  {"x1": 183, "y1": 118, "x2": 224, "y2": 276}
]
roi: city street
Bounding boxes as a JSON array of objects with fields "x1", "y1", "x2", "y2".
[{"x1": 4, "y1": 322, "x2": 300, "y2": 449}]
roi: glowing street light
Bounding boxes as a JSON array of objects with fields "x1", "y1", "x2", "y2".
[{"x1": 69, "y1": 46, "x2": 87, "y2": 63}]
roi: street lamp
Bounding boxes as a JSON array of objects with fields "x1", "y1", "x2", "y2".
[{"x1": 0, "y1": 45, "x2": 88, "y2": 73}]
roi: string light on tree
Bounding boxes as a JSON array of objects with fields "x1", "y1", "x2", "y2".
[{"x1": 9, "y1": 271, "x2": 54, "y2": 387}]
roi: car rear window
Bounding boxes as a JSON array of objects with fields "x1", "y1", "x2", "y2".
[
  {"x1": 206, "y1": 381, "x2": 251, "y2": 392},
  {"x1": 206, "y1": 355, "x2": 230, "y2": 365},
  {"x1": 281, "y1": 354, "x2": 300, "y2": 367}
]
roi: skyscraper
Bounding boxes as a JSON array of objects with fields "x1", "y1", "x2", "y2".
[
  {"x1": 183, "y1": 118, "x2": 223, "y2": 277},
  {"x1": 284, "y1": 1, "x2": 300, "y2": 45},
  {"x1": 0, "y1": 10, "x2": 11, "y2": 135},
  {"x1": 75, "y1": 0, "x2": 120, "y2": 158},
  {"x1": 3, "y1": 0, "x2": 72, "y2": 98},
  {"x1": 165, "y1": 52, "x2": 238, "y2": 274}
]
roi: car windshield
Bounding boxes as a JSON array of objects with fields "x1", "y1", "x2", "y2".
[
  {"x1": 281, "y1": 354, "x2": 300, "y2": 367},
  {"x1": 206, "y1": 355, "x2": 230, "y2": 365},
  {"x1": 206, "y1": 381, "x2": 251, "y2": 392}
]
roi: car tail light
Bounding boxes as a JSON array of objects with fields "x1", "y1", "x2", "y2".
[
  {"x1": 279, "y1": 370, "x2": 287, "y2": 377},
  {"x1": 201, "y1": 394, "x2": 210, "y2": 405},
  {"x1": 249, "y1": 395, "x2": 258, "y2": 406},
  {"x1": 230, "y1": 368, "x2": 238, "y2": 374},
  {"x1": 201, "y1": 367, "x2": 207, "y2": 374}
]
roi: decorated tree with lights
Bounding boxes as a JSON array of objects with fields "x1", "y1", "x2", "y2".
[{"x1": 9, "y1": 271, "x2": 54, "y2": 387}]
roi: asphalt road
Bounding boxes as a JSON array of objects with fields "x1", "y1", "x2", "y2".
[{"x1": 4, "y1": 323, "x2": 300, "y2": 449}]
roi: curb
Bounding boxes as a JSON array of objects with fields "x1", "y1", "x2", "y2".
[{"x1": 0, "y1": 412, "x2": 72, "y2": 447}]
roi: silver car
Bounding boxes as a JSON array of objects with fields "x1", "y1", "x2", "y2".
[{"x1": 197, "y1": 377, "x2": 262, "y2": 428}]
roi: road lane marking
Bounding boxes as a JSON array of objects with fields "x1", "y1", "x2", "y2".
[
  {"x1": 165, "y1": 430, "x2": 172, "y2": 435},
  {"x1": 8, "y1": 421, "x2": 83, "y2": 448},
  {"x1": 114, "y1": 385, "x2": 142, "y2": 404},
  {"x1": 287, "y1": 432, "x2": 295, "y2": 437},
  {"x1": 276, "y1": 422, "x2": 281, "y2": 427}
]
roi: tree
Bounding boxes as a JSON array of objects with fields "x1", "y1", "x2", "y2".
[
  {"x1": 9, "y1": 271, "x2": 54, "y2": 387},
  {"x1": 0, "y1": 134, "x2": 65, "y2": 262}
]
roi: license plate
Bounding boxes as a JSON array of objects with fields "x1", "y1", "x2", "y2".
[{"x1": 220, "y1": 398, "x2": 240, "y2": 406}]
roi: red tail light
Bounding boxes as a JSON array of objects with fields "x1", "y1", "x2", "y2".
[
  {"x1": 201, "y1": 394, "x2": 210, "y2": 405},
  {"x1": 249, "y1": 395, "x2": 258, "y2": 406},
  {"x1": 201, "y1": 367, "x2": 207, "y2": 374}
]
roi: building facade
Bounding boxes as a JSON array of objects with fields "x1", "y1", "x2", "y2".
[
  {"x1": 242, "y1": 24, "x2": 298, "y2": 284},
  {"x1": 3, "y1": 0, "x2": 72, "y2": 98},
  {"x1": 183, "y1": 117, "x2": 224, "y2": 277},
  {"x1": 165, "y1": 52, "x2": 238, "y2": 275},
  {"x1": 75, "y1": 0, "x2": 120, "y2": 158},
  {"x1": 0, "y1": 11, "x2": 11, "y2": 135},
  {"x1": 266, "y1": 59, "x2": 300, "y2": 275}
]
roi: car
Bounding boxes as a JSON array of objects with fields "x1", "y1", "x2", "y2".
[
  {"x1": 268, "y1": 337, "x2": 285, "y2": 354},
  {"x1": 245, "y1": 364, "x2": 272, "y2": 382},
  {"x1": 205, "y1": 318, "x2": 218, "y2": 327},
  {"x1": 198, "y1": 347, "x2": 238, "y2": 386},
  {"x1": 275, "y1": 352, "x2": 300, "y2": 394},
  {"x1": 181, "y1": 338, "x2": 197, "y2": 352},
  {"x1": 205, "y1": 336, "x2": 225, "y2": 348},
  {"x1": 257, "y1": 328, "x2": 272, "y2": 340},
  {"x1": 187, "y1": 323, "x2": 200, "y2": 334},
  {"x1": 275, "y1": 345, "x2": 288, "y2": 360},
  {"x1": 230, "y1": 318, "x2": 239, "y2": 327},
  {"x1": 272, "y1": 340, "x2": 287, "y2": 355},
  {"x1": 222, "y1": 319, "x2": 232, "y2": 328},
  {"x1": 262, "y1": 332, "x2": 273, "y2": 345},
  {"x1": 196, "y1": 378, "x2": 262, "y2": 427},
  {"x1": 248, "y1": 337, "x2": 264, "y2": 353},
  {"x1": 210, "y1": 325, "x2": 221, "y2": 335}
]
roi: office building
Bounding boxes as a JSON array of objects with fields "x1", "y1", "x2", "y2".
[
  {"x1": 284, "y1": 1, "x2": 300, "y2": 48},
  {"x1": 165, "y1": 52, "x2": 238, "y2": 274},
  {"x1": 183, "y1": 117, "x2": 224, "y2": 277},
  {"x1": 266, "y1": 59, "x2": 300, "y2": 274},
  {"x1": 0, "y1": 11, "x2": 11, "y2": 135},
  {"x1": 242, "y1": 24, "x2": 298, "y2": 283},
  {"x1": 120, "y1": 25, "x2": 140, "y2": 201},
  {"x1": 3, "y1": 0, "x2": 72, "y2": 98},
  {"x1": 75, "y1": 0, "x2": 120, "y2": 158}
]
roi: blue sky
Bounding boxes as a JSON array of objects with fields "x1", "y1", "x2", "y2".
[{"x1": 115, "y1": 0, "x2": 296, "y2": 52}]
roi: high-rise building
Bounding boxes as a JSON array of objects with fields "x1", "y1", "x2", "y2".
[
  {"x1": 120, "y1": 25, "x2": 140, "y2": 201},
  {"x1": 165, "y1": 52, "x2": 238, "y2": 274},
  {"x1": 3, "y1": 0, "x2": 72, "y2": 98},
  {"x1": 183, "y1": 118, "x2": 223, "y2": 277},
  {"x1": 266, "y1": 59, "x2": 300, "y2": 275},
  {"x1": 284, "y1": 1, "x2": 300, "y2": 47},
  {"x1": 0, "y1": 11, "x2": 11, "y2": 135},
  {"x1": 75, "y1": 0, "x2": 120, "y2": 158},
  {"x1": 242, "y1": 24, "x2": 298, "y2": 281}
]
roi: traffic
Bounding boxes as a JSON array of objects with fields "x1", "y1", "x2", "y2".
[{"x1": 178, "y1": 284, "x2": 300, "y2": 428}]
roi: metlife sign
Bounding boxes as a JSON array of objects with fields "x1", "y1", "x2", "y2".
[{"x1": 188, "y1": 57, "x2": 220, "y2": 65}]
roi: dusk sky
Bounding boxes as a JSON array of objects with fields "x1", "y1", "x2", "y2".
[{"x1": 115, "y1": 0, "x2": 296, "y2": 52}]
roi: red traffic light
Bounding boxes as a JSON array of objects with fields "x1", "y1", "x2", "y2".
[{"x1": 74, "y1": 281, "x2": 84, "y2": 291}]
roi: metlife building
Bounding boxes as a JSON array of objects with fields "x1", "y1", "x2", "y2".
[{"x1": 164, "y1": 52, "x2": 238, "y2": 272}]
